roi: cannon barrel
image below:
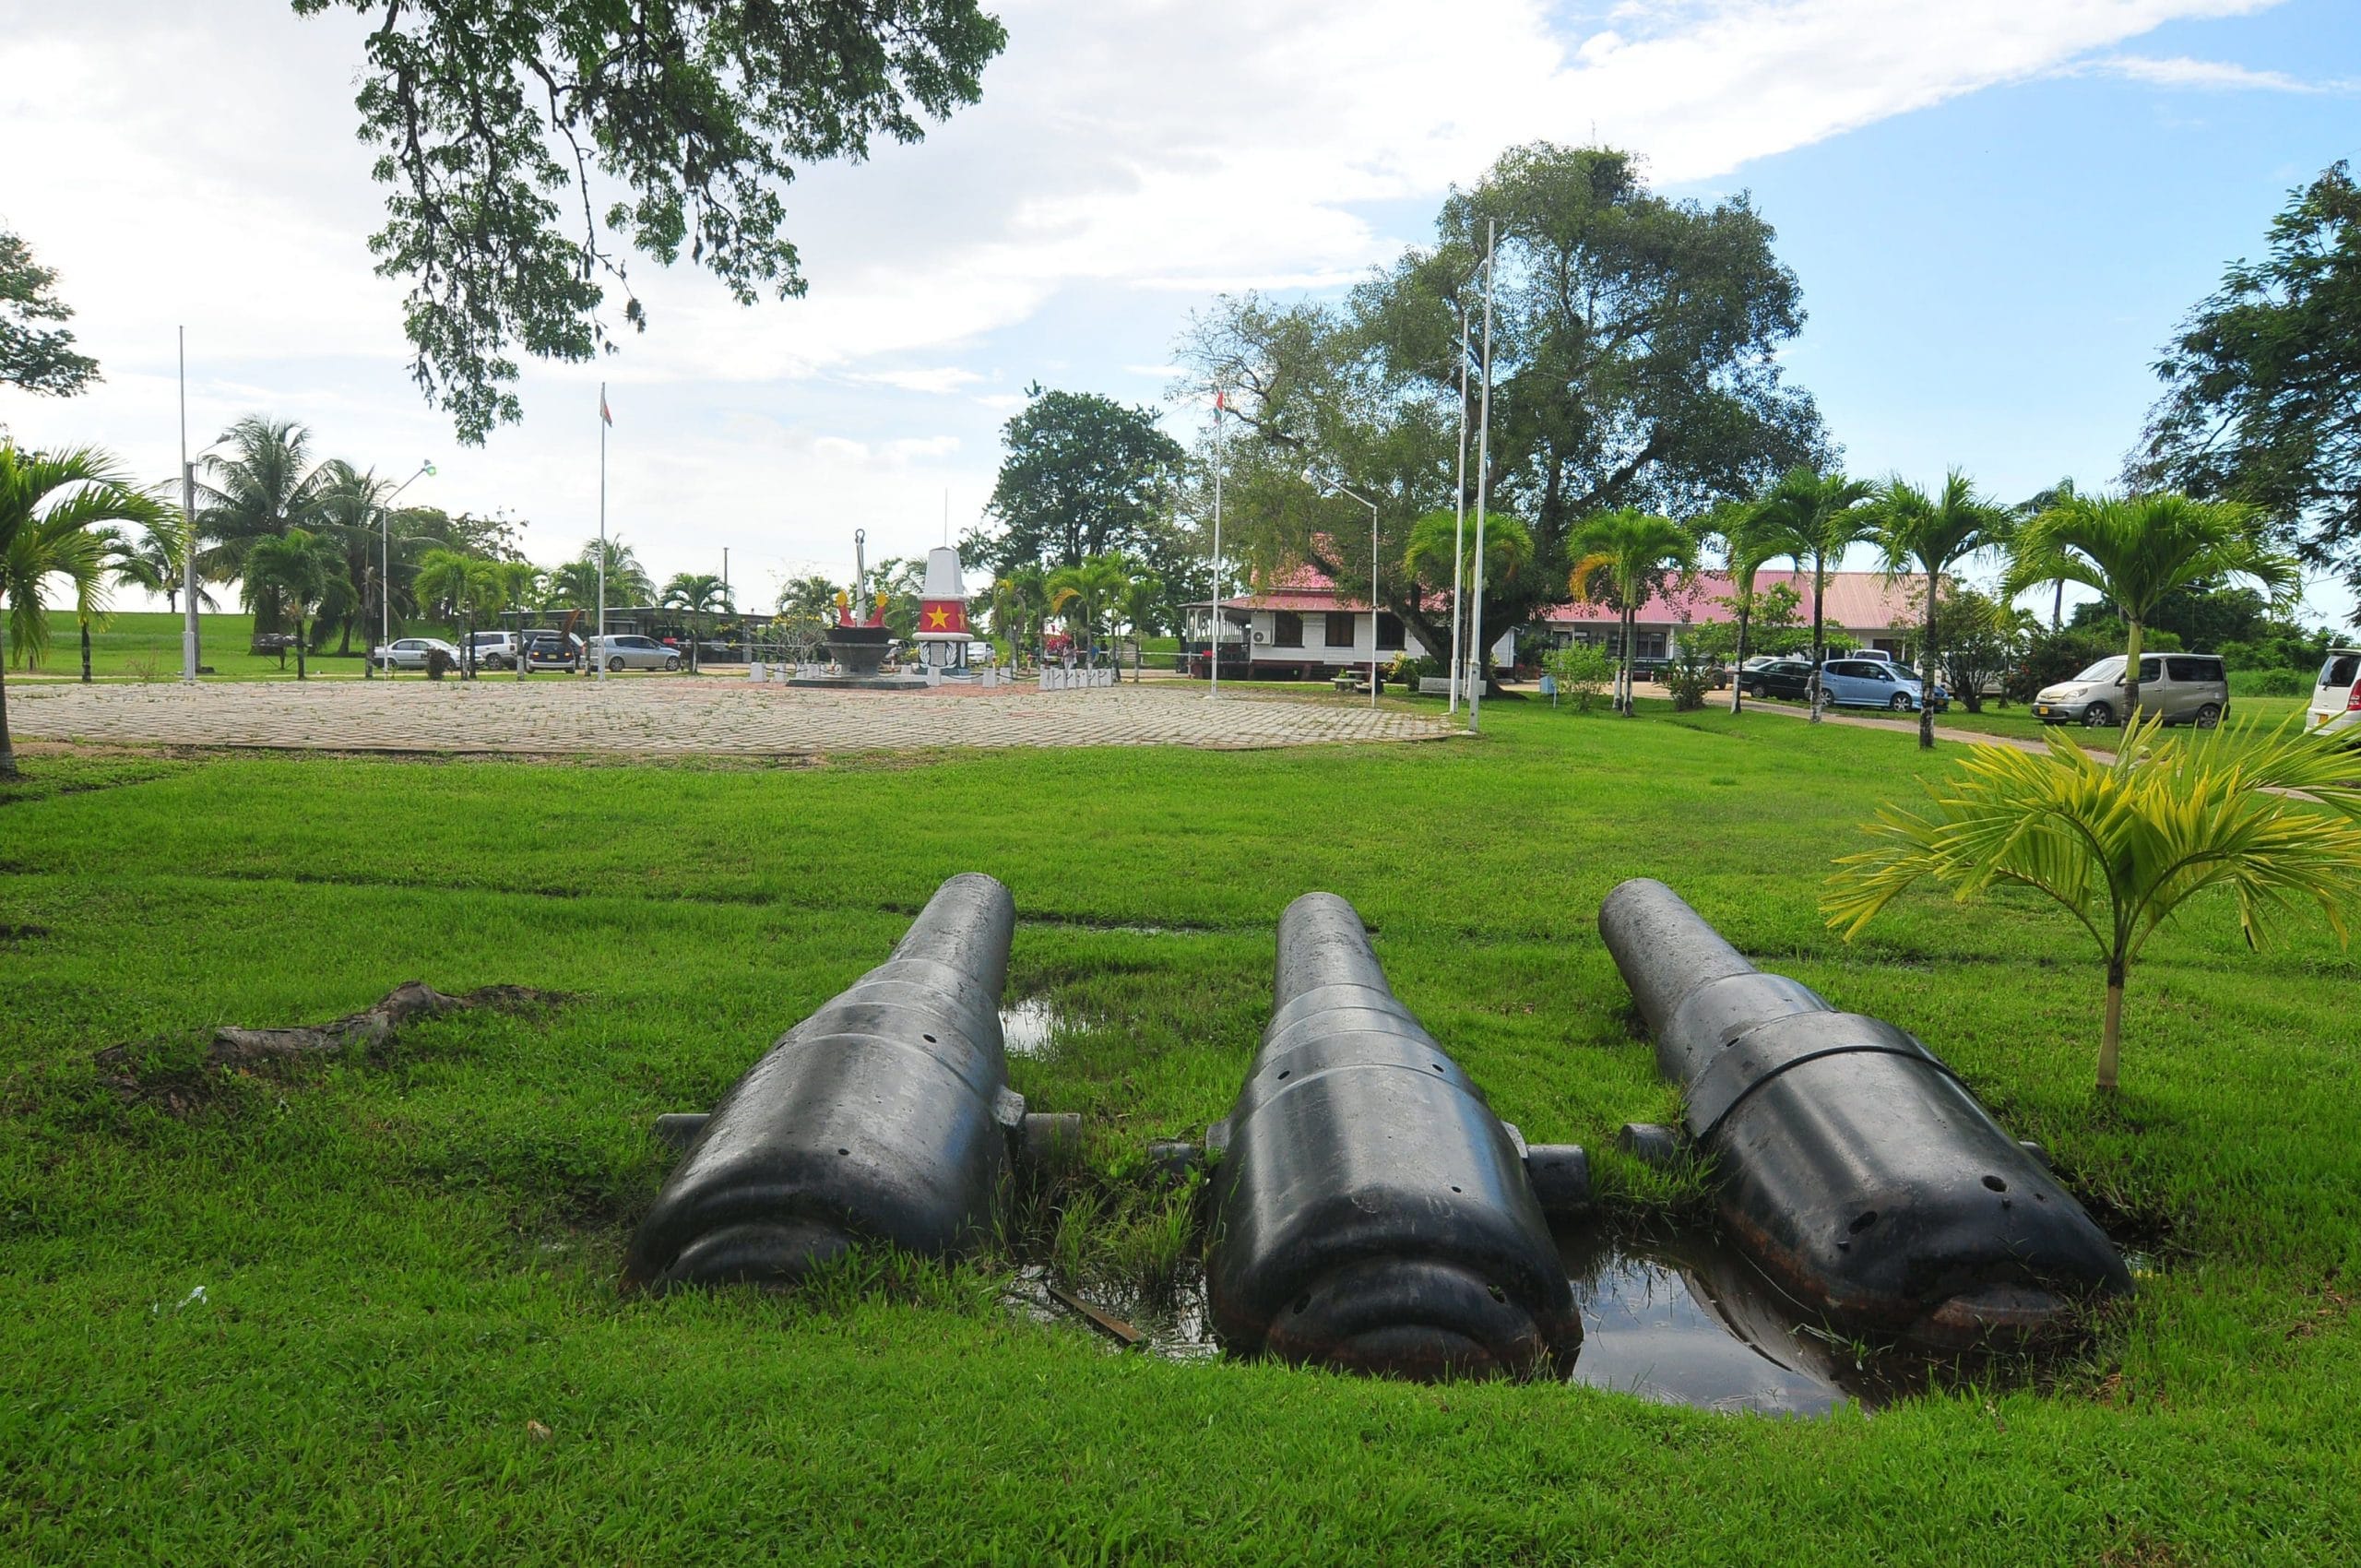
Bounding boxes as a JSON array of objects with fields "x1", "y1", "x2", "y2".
[
  {"x1": 1598, "y1": 877, "x2": 2131, "y2": 1346},
  {"x1": 1204, "y1": 893, "x2": 1581, "y2": 1380},
  {"x1": 623, "y1": 873, "x2": 1020, "y2": 1291}
]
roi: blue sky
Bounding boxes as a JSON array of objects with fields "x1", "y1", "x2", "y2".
[{"x1": 1, "y1": 0, "x2": 2355, "y2": 625}]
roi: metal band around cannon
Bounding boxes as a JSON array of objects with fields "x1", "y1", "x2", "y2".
[{"x1": 1683, "y1": 1011, "x2": 1961, "y2": 1142}]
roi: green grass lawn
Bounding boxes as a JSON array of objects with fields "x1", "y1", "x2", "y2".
[
  {"x1": 3, "y1": 704, "x2": 2356, "y2": 1563},
  {"x1": 14, "y1": 610, "x2": 378, "y2": 682}
]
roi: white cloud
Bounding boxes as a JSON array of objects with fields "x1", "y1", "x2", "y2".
[
  {"x1": 2085, "y1": 53, "x2": 2348, "y2": 91},
  {"x1": 850, "y1": 368, "x2": 987, "y2": 395}
]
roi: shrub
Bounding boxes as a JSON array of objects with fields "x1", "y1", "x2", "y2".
[
  {"x1": 2003, "y1": 627, "x2": 2117, "y2": 705},
  {"x1": 1542, "y1": 643, "x2": 1613, "y2": 713},
  {"x1": 1660, "y1": 647, "x2": 1716, "y2": 711}
]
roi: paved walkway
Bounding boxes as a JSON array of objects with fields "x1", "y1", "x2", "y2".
[{"x1": 6, "y1": 677, "x2": 1453, "y2": 754}]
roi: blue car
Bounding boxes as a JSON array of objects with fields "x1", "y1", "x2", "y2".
[{"x1": 1820, "y1": 657, "x2": 1924, "y2": 711}]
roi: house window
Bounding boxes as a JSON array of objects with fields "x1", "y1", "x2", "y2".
[
  {"x1": 1271, "y1": 611, "x2": 1304, "y2": 648},
  {"x1": 1377, "y1": 614, "x2": 1404, "y2": 649},
  {"x1": 1639, "y1": 631, "x2": 1667, "y2": 661},
  {"x1": 1324, "y1": 612, "x2": 1356, "y2": 647}
]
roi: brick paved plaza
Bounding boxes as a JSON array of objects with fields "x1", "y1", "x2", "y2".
[{"x1": 6, "y1": 677, "x2": 1452, "y2": 754}]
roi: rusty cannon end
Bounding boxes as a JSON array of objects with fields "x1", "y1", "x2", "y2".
[
  {"x1": 622, "y1": 873, "x2": 1020, "y2": 1293},
  {"x1": 1205, "y1": 893, "x2": 1580, "y2": 1381},
  {"x1": 1597, "y1": 877, "x2": 2132, "y2": 1350}
]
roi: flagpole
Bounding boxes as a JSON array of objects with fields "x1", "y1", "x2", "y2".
[
  {"x1": 1449, "y1": 310, "x2": 1468, "y2": 716},
  {"x1": 1208, "y1": 390, "x2": 1224, "y2": 701},
  {"x1": 1468, "y1": 219, "x2": 1496, "y2": 736},
  {"x1": 180, "y1": 327, "x2": 199, "y2": 684},
  {"x1": 597, "y1": 382, "x2": 608, "y2": 683}
]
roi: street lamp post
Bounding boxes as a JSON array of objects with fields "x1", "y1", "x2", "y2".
[{"x1": 374, "y1": 460, "x2": 436, "y2": 679}]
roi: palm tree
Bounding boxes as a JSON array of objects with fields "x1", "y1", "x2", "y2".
[
  {"x1": 1047, "y1": 555, "x2": 1131, "y2": 663},
  {"x1": 1744, "y1": 466, "x2": 1875, "y2": 722},
  {"x1": 243, "y1": 529, "x2": 338, "y2": 679},
  {"x1": 413, "y1": 548, "x2": 505, "y2": 678},
  {"x1": 1568, "y1": 508, "x2": 1700, "y2": 716},
  {"x1": 1118, "y1": 570, "x2": 1167, "y2": 680},
  {"x1": 196, "y1": 417, "x2": 329, "y2": 634},
  {"x1": 1696, "y1": 501, "x2": 1780, "y2": 718},
  {"x1": 1, "y1": 445, "x2": 167, "y2": 770},
  {"x1": 1403, "y1": 510, "x2": 1536, "y2": 692},
  {"x1": 311, "y1": 460, "x2": 397, "y2": 655},
  {"x1": 541, "y1": 558, "x2": 602, "y2": 612},
  {"x1": 1826, "y1": 718, "x2": 2361, "y2": 1093},
  {"x1": 661, "y1": 572, "x2": 731, "y2": 673},
  {"x1": 2001, "y1": 492, "x2": 2298, "y2": 724},
  {"x1": 1867, "y1": 469, "x2": 2015, "y2": 750},
  {"x1": 989, "y1": 565, "x2": 1049, "y2": 668},
  {"x1": 110, "y1": 517, "x2": 212, "y2": 616}
]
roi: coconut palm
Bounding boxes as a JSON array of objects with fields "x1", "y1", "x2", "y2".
[
  {"x1": 1743, "y1": 466, "x2": 1876, "y2": 722},
  {"x1": 1403, "y1": 510, "x2": 1535, "y2": 691},
  {"x1": 1568, "y1": 508, "x2": 1700, "y2": 716},
  {"x1": 1696, "y1": 501, "x2": 1782, "y2": 718},
  {"x1": 660, "y1": 572, "x2": 731, "y2": 672},
  {"x1": 989, "y1": 564, "x2": 1050, "y2": 667},
  {"x1": 1047, "y1": 554, "x2": 1131, "y2": 662},
  {"x1": 196, "y1": 417, "x2": 331, "y2": 632},
  {"x1": 110, "y1": 517, "x2": 213, "y2": 616},
  {"x1": 2001, "y1": 492, "x2": 2298, "y2": 725},
  {"x1": 310, "y1": 460, "x2": 399, "y2": 655},
  {"x1": 0, "y1": 445, "x2": 166, "y2": 773},
  {"x1": 1867, "y1": 470, "x2": 2015, "y2": 750},
  {"x1": 1826, "y1": 718, "x2": 2361, "y2": 1093},
  {"x1": 1118, "y1": 569, "x2": 1167, "y2": 680},
  {"x1": 413, "y1": 548, "x2": 507, "y2": 677},
  {"x1": 243, "y1": 529, "x2": 340, "y2": 680}
]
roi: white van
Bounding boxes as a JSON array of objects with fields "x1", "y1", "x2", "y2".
[{"x1": 2311, "y1": 648, "x2": 2360, "y2": 736}]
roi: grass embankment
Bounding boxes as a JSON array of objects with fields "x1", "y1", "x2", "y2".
[
  {"x1": 2, "y1": 706, "x2": 2356, "y2": 1562},
  {"x1": 17, "y1": 611, "x2": 369, "y2": 682}
]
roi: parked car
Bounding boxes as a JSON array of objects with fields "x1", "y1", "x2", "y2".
[
  {"x1": 1821, "y1": 658, "x2": 1925, "y2": 711},
  {"x1": 519, "y1": 632, "x2": 585, "y2": 671},
  {"x1": 1737, "y1": 657, "x2": 1924, "y2": 710},
  {"x1": 1738, "y1": 658, "x2": 1815, "y2": 701},
  {"x1": 591, "y1": 634, "x2": 682, "y2": 671},
  {"x1": 467, "y1": 630, "x2": 517, "y2": 669},
  {"x1": 369, "y1": 636, "x2": 462, "y2": 671},
  {"x1": 2311, "y1": 647, "x2": 2361, "y2": 736},
  {"x1": 2031, "y1": 653, "x2": 2228, "y2": 728}
]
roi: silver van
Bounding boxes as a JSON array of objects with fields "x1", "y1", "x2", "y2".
[{"x1": 2032, "y1": 653, "x2": 2229, "y2": 729}]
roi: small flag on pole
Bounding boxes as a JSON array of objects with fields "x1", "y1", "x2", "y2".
[
  {"x1": 1213, "y1": 388, "x2": 1227, "y2": 414},
  {"x1": 599, "y1": 387, "x2": 613, "y2": 427}
]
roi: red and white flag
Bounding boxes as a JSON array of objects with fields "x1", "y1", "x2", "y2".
[
  {"x1": 1213, "y1": 388, "x2": 1227, "y2": 414},
  {"x1": 599, "y1": 386, "x2": 613, "y2": 427}
]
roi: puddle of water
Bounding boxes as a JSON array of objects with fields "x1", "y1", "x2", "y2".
[
  {"x1": 1002, "y1": 1265, "x2": 1221, "y2": 1361},
  {"x1": 999, "y1": 997, "x2": 1063, "y2": 1058},
  {"x1": 1560, "y1": 1227, "x2": 1932, "y2": 1416}
]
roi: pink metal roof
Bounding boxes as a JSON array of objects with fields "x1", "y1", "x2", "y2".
[{"x1": 1538, "y1": 570, "x2": 1927, "y2": 630}]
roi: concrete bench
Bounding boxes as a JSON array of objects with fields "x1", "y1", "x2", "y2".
[{"x1": 1418, "y1": 676, "x2": 1455, "y2": 696}]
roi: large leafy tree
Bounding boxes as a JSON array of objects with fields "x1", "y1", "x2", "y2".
[
  {"x1": 1176, "y1": 143, "x2": 1823, "y2": 679},
  {"x1": 1741, "y1": 466, "x2": 1875, "y2": 722},
  {"x1": 1828, "y1": 718, "x2": 2361, "y2": 1093},
  {"x1": 293, "y1": 0, "x2": 1007, "y2": 443},
  {"x1": 2002, "y1": 492, "x2": 2298, "y2": 722},
  {"x1": 2135, "y1": 163, "x2": 2361, "y2": 592},
  {"x1": 974, "y1": 389, "x2": 1186, "y2": 576},
  {"x1": 1, "y1": 446, "x2": 167, "y2": 772},
  {"x1": 0, "y1": 230, "x2": 100, "y2": 397},
  {"x1": 1866, "y1": 469, "x2": 2014, "y2": 749},
  {"x1": 1568, "y1": 508, "x2": 1699, "y2": 716}
]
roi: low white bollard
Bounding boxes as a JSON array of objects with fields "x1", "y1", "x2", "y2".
[{"x1": 749, "y1": 660, "x2": 765, "y2": 682}]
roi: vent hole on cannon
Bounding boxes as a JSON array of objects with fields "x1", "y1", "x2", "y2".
[
  {"x1": 1430, "y1": 1063, "x2": 1444, "y2": 1074},
  {"x1": 922, "y1": 1034, "x2": 936, "y2": 1043},
  {"x1": 1451, "y1": 1185, "x2": 1462, "y2": 1194},
  {"x1": 1983, "y1": 1175, "x2": 2009, "y2": 1193},
  {"x1": 1292, "y1": 1294, "x2": 1311, "y2": 1315},
  {"x1": 1487, "y1": 1284, "x2": 1506, "y2": 1304},
  {"x1": 1848, "y1": 1210, "x2": 1878, "y2": 1234},
  {"x1": 1276, "y1": 1070, "x2": 1290, "y2": 1080},
  {"x1": 836, "y1": 1147, "x2": 850, "y2": 1157}
]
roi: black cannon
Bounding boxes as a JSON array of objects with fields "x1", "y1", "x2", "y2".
[
  {"x1": 1598, "y1": 877, "x2": 2131, "y2": 1348},
  {"x1": 1204, "y1": 893, "x2": 1584, "y2": 1380},
  {"x1": 623, "y1": 873, "x2": 1033, "y2": 1291}
]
